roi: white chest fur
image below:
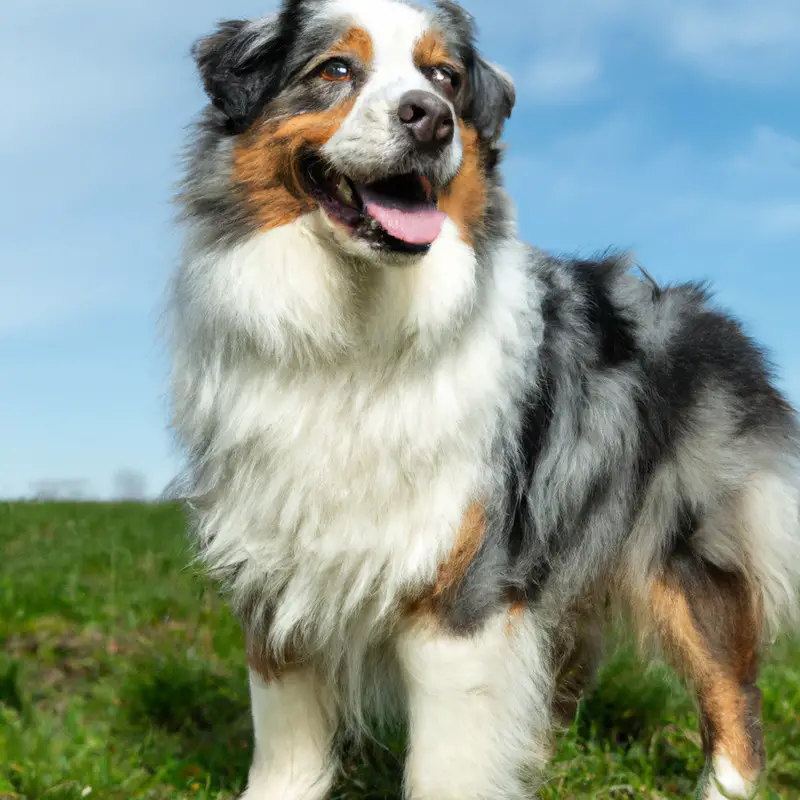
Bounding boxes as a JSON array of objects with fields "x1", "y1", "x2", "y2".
[
  {"x1": 172, "y1": 219, "x2": 534, "y2": 655},
  {"x1": 194, "y1": 341, "x2": 498, "y2": 651}
]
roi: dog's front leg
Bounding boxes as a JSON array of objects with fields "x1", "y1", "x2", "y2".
[
  {"x1": 240, "y1": 664, "x2": 338, "y2": 800},
  {"x1": 396, "y1": 608, "x2": 554, "y2": 800}
]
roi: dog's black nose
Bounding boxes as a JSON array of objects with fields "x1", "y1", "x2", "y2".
[{"x1": 397, "y1": 91, "x2": 455, "y2": 149}]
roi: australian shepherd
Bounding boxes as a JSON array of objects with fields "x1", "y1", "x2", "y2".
[{"x1": 168, "y1": 1, "x2": 800, "y2": 798}]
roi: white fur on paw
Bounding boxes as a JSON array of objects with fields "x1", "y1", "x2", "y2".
[
  {"x1": 704, "y1": 754, "x2": 757, "y2": 799},
  {"x1": 239, "y1": 783, "x2": 325, "y2": 800},
  {"x1": 238, "y1": 768, "x2": 333, "y2": 800}
]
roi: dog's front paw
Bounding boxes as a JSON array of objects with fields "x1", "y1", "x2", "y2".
[{"x1": 238, "y1": 770, "x2": 333, "y2": 800}]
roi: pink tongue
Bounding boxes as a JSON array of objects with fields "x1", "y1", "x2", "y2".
[{"x1": 364, "y1": 201, "x2": 446, "y2": 246}]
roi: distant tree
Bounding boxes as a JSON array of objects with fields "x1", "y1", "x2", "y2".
[
  {"x1": 30, "y1": 479, "x2": 91, "y2": 501},
  {"x1": 113, "y1": 469, "x2": 148, "y2": 501}
]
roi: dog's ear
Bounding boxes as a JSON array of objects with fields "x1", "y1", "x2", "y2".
[
  {"x1": 467, "y1": 56, "x2": 515, "y2": 142},
  {"x1": 192, "y1": 18, "x2": 286, "y2": 133},
  {"x1": 433, "y1": 1, "x2": 515, "y2": 142}
]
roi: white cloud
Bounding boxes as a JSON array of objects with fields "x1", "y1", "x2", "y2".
[
  {"x1": 756, "y1": 202, "x2": 800, "y2": 237},
  {"x1": 723, "y1": 128, "x2": 800, "y2": 235},
  {"x1": 0, "y1": 0, "x2": 279, "y2": 150},
  {"x1": 504, "y1": 115, "x2": 800, "y2": 247},
  {"x1": 522, "y1": 52, "x2": 600, "y2": 103},
  {"x1": 729, "y1": 127, "x2": 800, "y2": 180},
  {"x1": 659, "y1": 0, "x2": 800, "y2": 82},
  {"x1": 466, "y1": 0, "x2": 800, "y2": 98}
]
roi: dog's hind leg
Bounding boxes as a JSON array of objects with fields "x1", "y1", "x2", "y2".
[
  {"x1": 644, "y1": 552, "x2": 765, "y2": 800},
  {"x1": 550, "y1": 590, "x2": 606, "y2": 728}
]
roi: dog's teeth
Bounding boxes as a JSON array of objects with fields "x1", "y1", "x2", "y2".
[{"x1": 338, "y1": 177, "x2": 355, "y2": 205}]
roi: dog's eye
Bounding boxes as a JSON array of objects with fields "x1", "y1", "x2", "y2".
[
  {"x1": 319, "y1": 58, "x2": 352, "y2": 82},
  {"x1": 424, "y1": 65, "x2": 460, "y2": 99}
]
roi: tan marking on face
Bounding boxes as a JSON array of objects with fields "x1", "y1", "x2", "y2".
[
  {"x1": 232, "y1": 26, "x2": 375, "y2": 233},
  {"x1": 232, "y1": 99, "x2": 357, "y2": 232},
  {"x1": 438, "y1": 123, "x2": 488, "y2": 245},
  {"x1": 650, "y1": 577, "x2": 762, "y2": 779},
  {"x1": 330, "y1": 25, "x2": 374, "y2": 66},
  {"x1": 413, "y1": 28, "x2": 456, "y2": 72}
]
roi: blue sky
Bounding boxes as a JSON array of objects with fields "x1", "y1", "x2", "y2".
[{"x1": 2, "y1": 0, "x2": 798, "y2": 499}]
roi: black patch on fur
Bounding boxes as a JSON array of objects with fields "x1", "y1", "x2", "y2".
[
  {"x1": 669, "y1": 502, "x2": 701, "y2": 554},
  {"x1": 193, "y1": 20, "x2": 288, "y2": 133},
  {"x1": 675, "y1": 307, "x2": 792, "y2": 436},
  {"x1": 436, "y1": 540, "x2": 514, "y2": 634},
  {"x1": 502, "y1": 260, "x2": 618, "y2": 600},
  {"x1": 507, "y1": 373, "x2": 555, "y2": 561},
  {"x1": 192, "y1": 1, "x2": 340, "y2": 134},
  {"x1": 570, "y1": 259, "x2": 638, "y2": 367},
  {"x1": 466, "y1": 54, "x2": 515, "y2": 141},
  {"x1": 633, "y1": 288, "x2": 711, "y2": 488},
  {"x1": 634, "y1": 282, "x2": 794, "y2": 495},
  {"x1": 506, "y1": 270, "x2": 560, "y2": 565}
]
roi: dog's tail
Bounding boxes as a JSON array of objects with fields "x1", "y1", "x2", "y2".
[{"x1": 716, "y1": 443, "x2": 800, "y2": 639}]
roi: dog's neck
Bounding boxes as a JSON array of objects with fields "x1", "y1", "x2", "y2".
[{"x1": 177, "y1": 210, "x2": 514, "y2": 368}]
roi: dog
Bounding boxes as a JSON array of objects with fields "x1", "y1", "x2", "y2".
[{"x1": 168, "y1": 1, "x2": 800, "y2": 797}]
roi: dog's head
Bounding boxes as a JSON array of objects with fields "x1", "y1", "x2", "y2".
[{"x1": 187, "y1": 0, "x2": 515, "y2": 261}]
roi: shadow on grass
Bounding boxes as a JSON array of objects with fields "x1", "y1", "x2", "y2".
[
  {"x1": 0, "y1": 658, "x2": 27, "y2": 715},
  {"x1": 572, "y1": 645, "x2": 703, "y2": 795},
  {"x1": 334, "y1": 732, "x2": 406, "y2": 800},
  {"x1": 122, "y1": 653, "x2": 252, "y2": 791},
  {"x1": 576, "y1": 646, "x2": 684, "y2": 747}
]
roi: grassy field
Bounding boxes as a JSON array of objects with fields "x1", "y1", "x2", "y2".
[{"x1": 1, "y1": 502, "x2": 799, "y2": 799}]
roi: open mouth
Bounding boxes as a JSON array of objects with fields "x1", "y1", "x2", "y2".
[{"x1": 302, "y1": 154, "x2": 447, "y2": 254}]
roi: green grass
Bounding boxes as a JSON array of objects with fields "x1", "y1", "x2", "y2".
[{"x1": 1, "y1": 502, "x2": 798, "y2": 799}]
